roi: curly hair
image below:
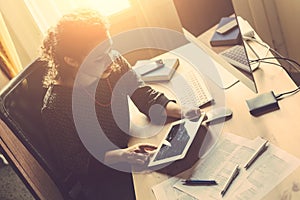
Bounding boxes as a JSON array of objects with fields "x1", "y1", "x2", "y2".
[{"x1": 41, "y1": 9, "x2": 110, "y2": 88}]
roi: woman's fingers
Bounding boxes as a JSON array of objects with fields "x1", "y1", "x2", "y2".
[
  {"x1": 139, "y1": 144, "x2": 157, "y2": 153},
  {"x1": 126, "y1": 152, "x2": 149, "y2": 165}
]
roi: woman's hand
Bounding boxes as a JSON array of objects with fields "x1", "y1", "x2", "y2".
[
  {"x1": 104, "y1": 143, "x2": 157, "y2": 165},
  {"x1": 165, "y1": 101, "x2": 204, "y2": 120},
  {"x1": 181, "y1": 106, "x2": 202, "y2": 120},
  {"x1": 121, "y1": 143, "x2": 157, "y2": 165}
]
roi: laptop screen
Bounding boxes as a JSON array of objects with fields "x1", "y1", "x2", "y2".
[{"x1": 173, "y1": 0, "x2": 258, "y2": 93}]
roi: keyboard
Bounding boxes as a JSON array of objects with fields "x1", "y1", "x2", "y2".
[
  {"x1": 219, "y1": 45, "x2": 254, "y2": 72},
  {"x1": 170, "y1": 71, "x2": 213, "y2": 108}
]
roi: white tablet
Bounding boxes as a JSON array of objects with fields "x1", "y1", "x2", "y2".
[{"x1": 148, "y1": 113, "x2": 205, "y2": 167}]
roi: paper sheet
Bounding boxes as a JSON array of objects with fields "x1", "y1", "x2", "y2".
[
  {"x1": 174, "y1": 133, "x2": 258, "y2": 199},
  {"x1": 152, "y1": 177, "x2": 197, "y2": 200},
  {"x1": 152, "y1": 133, "x2": 300, "y2": 200},
  {"x1": 226, "y1": 143, "x2": 300, "y2": 200}
]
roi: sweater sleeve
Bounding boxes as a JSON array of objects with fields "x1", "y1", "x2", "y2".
[
  {"x1": 131, "y1": 85, "x2": 173, "y2": 116},
  {"x1": 112, "y1": 53, "x2": 175, "y2": 118}
]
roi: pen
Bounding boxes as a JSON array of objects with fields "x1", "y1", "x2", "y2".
[
  {"x1": 221, "y1": 164, "x2": 240, "y2": 197},
  {"x1": 163, "y1": 140, "x2": 172, "y2": 147},
  {"x1": 182, "y1": 179, "x2": 218, "y2": 186},
  {"x1": 244, "y1": 140, "x2": 269, "y2": 170}
]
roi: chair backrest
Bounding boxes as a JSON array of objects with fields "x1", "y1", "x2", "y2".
[{"x1": 0, "y1": 59, "x2": 75, "y2": 199}]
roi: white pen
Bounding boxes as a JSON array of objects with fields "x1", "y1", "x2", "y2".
[
  {"x1": 221, "y1": 164, "x2": 240, "y2": 197},
  {"x1": 244, "y1": 140, "x2": 269, "y2": 170},
  {"x1": 163, "y1": 140, "x2": 172, "y2": 147}
]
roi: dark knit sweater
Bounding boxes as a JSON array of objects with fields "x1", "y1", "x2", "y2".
[{"x1": 41, "y1": 53, "x2": 172, "y2": 183}]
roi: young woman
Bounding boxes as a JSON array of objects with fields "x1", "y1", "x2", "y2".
[{"x1": 41, "y1": 8, "x2": 201, "y2": 199}]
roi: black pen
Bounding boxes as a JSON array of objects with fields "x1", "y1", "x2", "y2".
[
  {"x1": 182, "y1": 179, "x2": 218, "y2": 186},
  {"x1": 244, "y1": 140, "x2": 269, "y2": 170},
  {"x1": 221, "y1": 164, "x2": 240, "y2": 197}
]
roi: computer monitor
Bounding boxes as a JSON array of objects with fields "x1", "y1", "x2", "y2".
[{"x1": 173, "y1": 0, "x2": 258, "y2": 93}]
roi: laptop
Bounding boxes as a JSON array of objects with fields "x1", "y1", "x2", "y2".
[{"x1": 148, "y1": 113, "x2": 205, "y2": 167}]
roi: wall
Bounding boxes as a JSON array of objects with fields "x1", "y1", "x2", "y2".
[
  {"x1": 232, "y1": 0, "x2": 300, "y2": 68},
  {"x1": 232, "y1": 0, "x2": 278, "y2": 51},
  {"x1": 275, "y1": 0, "x2": 300, "y2": 66},
  {"x1": 0, "y1": 0, "x2": 44, "y2": 68}
]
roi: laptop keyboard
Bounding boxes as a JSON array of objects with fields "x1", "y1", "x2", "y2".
[
  {"x1": 219, "y1": 45, "x2": 251, "y2": 72},
  {"x1": 153, "y1": 122, "x2": 190, "y2": 161}
]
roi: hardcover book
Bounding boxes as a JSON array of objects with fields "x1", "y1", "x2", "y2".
[{"x1": 210, "y1": 17, "x2": 241, "y2": 47}]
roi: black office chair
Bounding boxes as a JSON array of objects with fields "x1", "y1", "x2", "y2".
[{"x1": 0, "y1": 59, "x2": 81, "y2": 200}]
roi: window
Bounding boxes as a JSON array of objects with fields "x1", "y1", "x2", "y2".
[
  {"x1": 53, "y1": 0, "x2": 131, "y2": 16},
  {"x1": 24, "y1": 0, "x2": 132, "y2": 33}
]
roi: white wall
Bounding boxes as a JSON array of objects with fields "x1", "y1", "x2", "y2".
[
  {"x1": 275, "y1": 0, "x2": 300, "y2": 66},
  {"x1": 0, "y1": 0, "x2": 44, "y2": 68},
  {"x1": 232, "y1": 0, "x2": 300, "y2": 67}
]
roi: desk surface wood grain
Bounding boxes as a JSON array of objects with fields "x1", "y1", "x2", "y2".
[
  {"x1": 131, "y1": 33, "x2": 300, "y2": 200},
  {"x1": 1, "y1": 28, "x2": 300, "y2": 200}
]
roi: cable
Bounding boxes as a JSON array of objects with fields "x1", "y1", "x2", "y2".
[
  {"x1": 269, "y1": 47, "x2": 300, "y2": 72},
  {"x1": 250, "y1": 57, "x2": 300, "y2": 68},
  {"x1": 244, "y1": 41, "x2": 260, "y2": 60},
  {"x1": 243, "y1": 36, "x2": 270, "y2": 50},
  {"x1": 244, "y1": 36, "x2": 300, "y2": 72},
  {"x1": 275, "y1": 86, "x2": 300, "y2": 100},
  {"x1": 243, "y1": 35, "x2": 300, "y2": 100},
  {"x1": 255, "y1": 60, "x2": 282, "y2": 67},
  {"x1": 243, "y1": 36, "x2": 270, "y2": 68},
  {"x1": 245, "y1": 36, "x2": 300, "y2": 71}
]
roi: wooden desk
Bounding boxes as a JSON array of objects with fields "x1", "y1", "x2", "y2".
[
  {"x1": 131, "y1": 33, "x2": 300, "y2": 200},
  {"x1": 0, "y1": 28, "x2": 299, "y2": 200}
]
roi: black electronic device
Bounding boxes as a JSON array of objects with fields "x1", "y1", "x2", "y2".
[{"x1": 246, "y1": 91, "x2": 280, "y2": 116}]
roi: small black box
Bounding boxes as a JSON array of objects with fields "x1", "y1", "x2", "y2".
[{"x1": 246, "y1": 91, "x2": 280, "y2": 116}]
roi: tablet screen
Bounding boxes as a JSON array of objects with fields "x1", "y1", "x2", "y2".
[{"x1": 153, "y1": 122, "x2": 190, "y2": 161}]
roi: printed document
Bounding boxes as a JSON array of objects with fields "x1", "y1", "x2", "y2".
[
  {"x1": 152, "y1": 133, "x2": 300, "y2": 200},
  {"x1": 152, "y1": 176, "x2": 197, "y2": 200}
]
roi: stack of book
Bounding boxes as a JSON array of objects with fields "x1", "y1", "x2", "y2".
[
  {"x1": 210, "y1": 17, "x2": 241, "y2": 47},
  {"x1": 133, "y1": 58, "x2": 179, "y2": 82}
]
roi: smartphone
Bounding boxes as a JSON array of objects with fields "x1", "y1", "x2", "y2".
[{"x1": 134, "y1": 59, "x2": 164, "y2": 75}]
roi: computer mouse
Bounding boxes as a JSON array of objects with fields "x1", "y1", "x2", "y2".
[{"x1": 205, "y1": 107, "x2": 233, "y2": 124}]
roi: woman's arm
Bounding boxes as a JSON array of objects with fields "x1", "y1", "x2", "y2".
[
  {"x1": 104, "y1": 143, "x2": 157, "y2": 165},
  {"x1": 164, "y1": 101, "x2": 182, "y2": 118},
  {"x1": 114, "y1": 54, "x2": 202, "y2": 120},
  {"x1": 165, "y1": 101, "x2": 202, "y2": 119}
]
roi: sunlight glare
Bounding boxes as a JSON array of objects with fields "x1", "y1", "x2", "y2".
[{"x1": 77, "y1": 0, "x2": 131, "y2": 16}]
